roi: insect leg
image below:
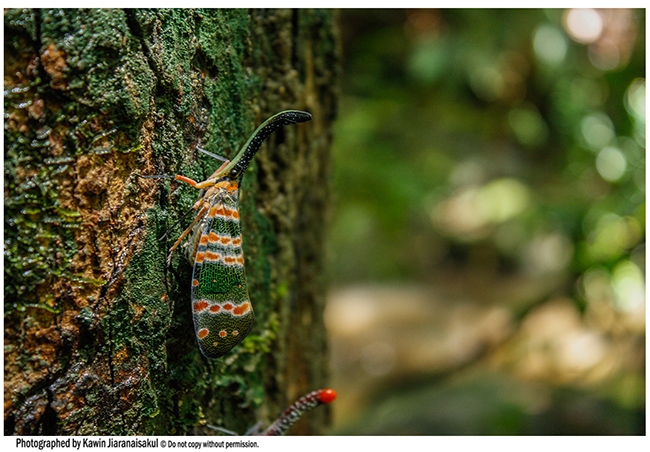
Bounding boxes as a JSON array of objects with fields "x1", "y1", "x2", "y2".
[
  {"x1": 167, "y1": 202, "x2": 209, "y2": 266},
  {"x1": 205, "y1": 424, "x2": 239, "y2": 436},
  {"x1": 175, "y1": 159, "x2": 231, "y2": 189},
  {"x1": 166, "y1": 161, "x2": 230, "y2": 264},
  {"x1": 197, "y1": 146, "x2": 229, "y2": 163}
]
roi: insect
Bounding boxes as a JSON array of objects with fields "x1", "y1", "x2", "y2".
[
  {"x1": 260, "y1": 388, "x2": 337, "y2": 435},
  {"x1": 167, "y1": 110, "x2": 313, "y2": 359},
  {"x1": 208, "y1": 388, "x2": 337, "y2": 436}
]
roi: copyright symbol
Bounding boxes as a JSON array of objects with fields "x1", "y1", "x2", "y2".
[{"x1": 161, "y1": 440, "x2": 167, "y2": 448}]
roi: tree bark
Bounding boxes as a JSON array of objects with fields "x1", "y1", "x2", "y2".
[{"x1": 4, "y1": 8, "x2": 339, "y2": 435}]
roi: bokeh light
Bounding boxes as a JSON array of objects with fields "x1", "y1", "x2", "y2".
[
  {"x1": 533, "y1": 24, "x2": 567, "y2": 66},
  {"x1": 330, "y1": 8, "x2": 644, "y2": 435},
  {"x1": 564, "y1": 9, "x2": 603, "y2": 44}
]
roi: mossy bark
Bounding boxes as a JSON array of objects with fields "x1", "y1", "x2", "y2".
[{"x1": 4, "y1": 9, "x2": 339, "y2": 435}]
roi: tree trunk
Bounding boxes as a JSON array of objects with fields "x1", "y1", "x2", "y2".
[{"x1": 4, "y1": 8, "x2": 339, "y2": 435}]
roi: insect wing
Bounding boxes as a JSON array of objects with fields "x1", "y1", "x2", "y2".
[{"x1": 190, "y1": 190, "x2": 254, "y2": 358}]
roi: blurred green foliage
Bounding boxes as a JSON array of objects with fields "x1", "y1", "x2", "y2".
[
  {"x1": 328, "y1": 9, "x2": 644, "y2": 434},
  {"x1": 331, "y1": 9, "x2": 644, "y2": 298}
]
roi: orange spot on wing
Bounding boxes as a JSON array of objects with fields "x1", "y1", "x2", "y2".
[
  {"x1": 209, "y1": 305, "x2": 221, "y2": 313},
  {"x1": 218, "y1": 330, "x2": 227, "y2": 338},
  {"x1": 193, "y1": 300, "x2": 209, "y2": 312},
  {"x1": 223, "y1": 303, "x2": 233, "y2": 311},
  {"x1": 232, "y1": 302, "x2": 251, "y2": 316},
  {"x1": 232, "y1": 237, "x2": 242, "y2": 246},
  {"x1": 206, "y1": 250, "x2": 220, "y2": 261},
  {"x1": 200, "y1": 234, "x2": 209, "y2": 245},
  {"x1": 197, "y1": 328, "x2": 209, "y2": 339},
  {"x1": 223, "y1": 206, "x2": 240, "y2": 220},
  {"x1": 192, "y1": 279, "x2": 199, "y2": 287},
  {"x1": 195, "y1": 252, "x2": 205, "y2": 263}
]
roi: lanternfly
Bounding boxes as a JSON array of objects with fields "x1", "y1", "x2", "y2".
[{"x1": 167, "y1": 110, "x2": 312, "y2": 359}]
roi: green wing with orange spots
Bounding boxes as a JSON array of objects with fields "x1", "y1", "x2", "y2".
[{"x1": 189, "y1": 183, "x2": 254, "y2": 359}]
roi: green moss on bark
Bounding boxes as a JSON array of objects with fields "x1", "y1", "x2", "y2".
[{"x1": 5, "y1": 8, "x2": 338, "y2": 435}]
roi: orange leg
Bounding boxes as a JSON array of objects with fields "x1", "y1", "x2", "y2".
[
  {"x1": 174, "y1": 160, "x2": 230, "y2": 189},
  {"x1": 167, "y1": 160, "x2": 230, "y2": 265}
]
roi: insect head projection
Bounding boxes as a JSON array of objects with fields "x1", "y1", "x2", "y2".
[
  {"x1": 260, "y1": 388, "x2": 337, "y2": 435},
  {"x1": 168, "y1": 110, "x2": 312, "y2": 359},
  {"x1": 209, "y1": 388, "x2": 337, "y2": 436}
]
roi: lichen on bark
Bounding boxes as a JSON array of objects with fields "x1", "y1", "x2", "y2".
[{"x1": 4, "y1": 8, "x2": 338, "y2": 435}]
